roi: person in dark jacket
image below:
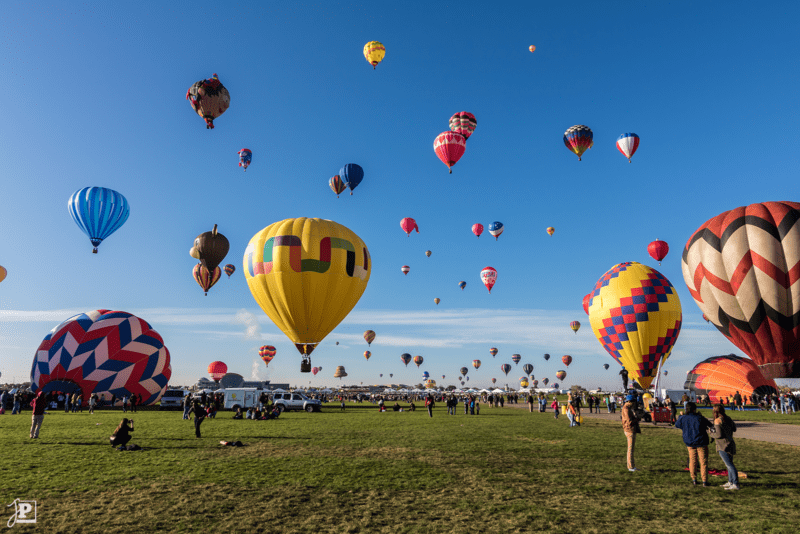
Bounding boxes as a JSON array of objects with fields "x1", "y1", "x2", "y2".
[
  {"x1": 675, "y1": 402, "x2": 713, "y2": 486},
  {"x1": 190, "y1": 400, "x2": 206, "y2": 438},
  {"x1": 29, "y1": 391, "x2": 47, "y2": 439},
  {"x1": 713, "y1": 404, "x2": 739, "y2": 490},
  {"x1": 110, "y1": 418, "x2": 134, "y2": 447}
]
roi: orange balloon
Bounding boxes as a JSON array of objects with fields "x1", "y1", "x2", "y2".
[{"x1": 529, "y1": 45, "x2": 536, "y2": 53}]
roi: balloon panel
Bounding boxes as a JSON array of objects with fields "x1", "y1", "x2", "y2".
[{"x1": 684, "y1": 354, "x2": 778, "y2": 403}]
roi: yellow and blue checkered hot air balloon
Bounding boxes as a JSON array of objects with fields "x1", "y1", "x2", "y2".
[{"x1": 587, "y1": 262, "x2": 682, "y2": 390}]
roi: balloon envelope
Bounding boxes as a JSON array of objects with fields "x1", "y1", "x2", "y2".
[
  {"x1": 523, "y1": 363, "x2": 533, "y2": 376},
  {"x1": 563, "y1": 125, "x2": 593, "y2": 160},
  {"x1": 400, "y1": 217, "x2": 419, "y2": 236},
  {"x1": 194, "y1": 224, "x2": 230, "y2": 274},
  {"x1": 616, "y1": 133, "x2": 640, "y2": 162},
  {"x1": 458, "y1": 281, "x2": 466, "y2": 290},
  {"x1": 364, "y1": 330, "x2": 376, "y2": 346},
  {"x1": 207, "y1": 361, "x2": 228, "y2": 382},
  {"x1": 449, "y1": 112, "x2": 477, "y2": 140},
  {"x1": 501, "y1": 364, "x2": 511, "y2": 376},
  {"x1": 488, "y1": 221, "x2": 504, "y2": 240},
  {"x1": 489, "y1": 347, "x2": 498, "y2": 357},
  {"x1": 238, "y1": 148, "x2": 252, "y2": 171},
  {"x1": 529, "y1": 45, "x2": 536, "y2": 52},
  {"x1": 329, "y1": 175, "x2": 347, "y2": 197},
  {"x1": 224, "y1": 264, "x2": 236, "y2": 278},
  {"x1": 433, "y1": 131, "x2": 466, "y2": 173},
  {"x1": 364, "y1": 351, "x2": 371, "y2": 361},
  {"x1": 401, "y1": 353, "x2": 412, "y2": 366},
  {"x1": 414, "y1": 355, "x2": 424, "y2": 368},
  {"x1": 556, "y1": 370, "x2": 567, "y2": 380},
  {"x1": 472, "y1": 360, "x2": 481, "y2": 370},
  {"x1": 193, "y1": 264, "x2": 221, "y2": 295},
  {"x1": 562, "y1": 355, "x2": 572, "y2": 367},
  {"x1": 460, "y1": 367, "x2": 469, "y2": 376},
  {"x1": 570, "y1": 321, "x2": 581, "y2": 333},
  {"x1": 401, "y1": 265, "x2": 410, "y2": 276},
  {"x1": 472, "y1": 223, "x2": 484, "y2": 238},
  {"x1": 511, "y1": 354, "x2": 521, "y2": 365},
  {"x1": 546, "y1": 227, "x2": 555, "y2": 236},
  {"x1": 648, "y1": 240, "x2": 669, "y2": 264},
  {"x1": 363, "y1": 41, "x2": 386, "y2": 69},
  {"x1": 244, "y1": 218, "x2": 370, "y2": 357},
  {"x1": 543, "y1": 353, "x2": 550, "y2": 361},
  {"x1": 481, "y1": 266, "x2": 497, "y2": 293},
  {"x1": 682, "y1": 201, "x2": 800, "y2": 378},
  {"x1": 684, "y1": 354, "x2": 778, "y2": 403},
  {"x1": 340, "y1": 164, "x2": 364, "y2": 195},
  {"x1": 582, "y1": 293, "x2": 591, "y2": 315},
  {"x1": 186, "y1": 73, "x2": 230, "y2": 129},
  {"x1": 68, "y1": 187, "x2": 130, "y2": 253}
]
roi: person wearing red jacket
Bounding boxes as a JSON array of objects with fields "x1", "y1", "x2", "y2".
[{"x1": 30, "y1": 391, "x2": 47, "y2": 439}]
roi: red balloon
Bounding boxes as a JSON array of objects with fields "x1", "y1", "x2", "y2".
[
  {"x1": 433, "y1": 131, "x2": 466, "y2": 174},
  {"x1": 400, "y1": 217, "x2": 419, "y2": 236},
  {"x1": 582, "y1": 293, "x2": 591, "y2": 315},
  {"x1": 207, "y1": 361, "x2": 227, "y2": 383},
  {"x1": 648, "y1": 239, "x2": 669, "y2": 264},
  {"x1": 472, "y1": 223, "x2": 484, "y2": 238},
  {"x1": 561, "y1": 355, "x2": 572, "y2": 367}
]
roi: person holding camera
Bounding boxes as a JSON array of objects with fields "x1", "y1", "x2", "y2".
[{"x1": 110, "y1": 418, "x2": 134, "y2": 448}]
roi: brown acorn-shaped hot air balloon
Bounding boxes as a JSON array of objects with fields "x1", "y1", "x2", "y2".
[
  {"x1": 191, "y1": 224, "x2": 230, "y2": 275},
  {"x1": 334, "y1": 366, "x2": 348, "y2": 379},
  {"x1": 186, "y1": 73, "x2": 230, "y2": 129}
]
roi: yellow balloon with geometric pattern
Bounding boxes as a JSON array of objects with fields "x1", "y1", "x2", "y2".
[
  {"x1": 363, "y1": 41, "x2": 386, "y2": 69},
  {"x1": 244, "y1": 218, "x2": 371, "y2": 367},
  {"x1": 587, "y1": 262, "x2": 682, "y2": 390}
]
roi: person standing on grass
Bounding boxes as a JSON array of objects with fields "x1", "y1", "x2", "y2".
[
  {"x1": 621, "y1": 394, "x2": 640, "y2": 472},
  {"x1": 340, "y1": 398, "x2": 345, "y2": 411},
  {"x1": 89, "y1": 393, "x2": 97, "y2": 414},
  {"x1": 29, "y1": 391, "x2": 47, "y2": 439},
  {"x1": 567, "y1": 400, "x2": 579, "y2": 427},
  {"x1": 666, "y1": 397, "x2": 677, "y2": 425},
  {"x1": 551, "y1": 397, "x2": 559, "y2": 419},
  {"x1": 528, "y1": 394, "x2": 535, "y2": 413},
  {"x1": 183, "y1": 394, "x2": 192, "y2": 420},
  {"x1": 712, "y1": 404, "x2": 739, "y2": 490},
  {"x1": 425, "y1": 394, "x2": 434, "y2": 418},
  {"x1": 675, "y1": 401, "x2": 713, "y2": 486},
  {"x1": 190, "y1": 400, "x2": 206, "y2": 438}
]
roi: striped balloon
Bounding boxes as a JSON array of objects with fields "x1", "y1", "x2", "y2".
[
  {"x1": 563, "y1": 125, "x2": 593, "y2": 161},
  {"x1": 556, "y1": 370, "x2": 567, "y2": 380},
  {"x1": 616, "y1": 133, "x2": 640, "y2": 162},
  {"x1": 684, "y1": 355, "x2": 778, "y2": 403},
  {"x1": 511, "y1": 354, "x2": 521, "y2": 365},
  {"x1": 68, "y1": 187, "x2": 130, "y2": 253},
  {"x1": 472, "y1": 360, "x2": 481, "y2": 370},
  {"x1": 449, "y1": 112, "x2": 477, "y2": 140},
  {"x1": 193, "y1": 264, "x2": 221, "y2": 296},
  {"x1": 414, "y1": 355, "x2": 424, "y2": 368},
  {"x1": 364, "y1": 330, "x2": 376, "y2": 346},
  {"x1": 329, "y1": 175, "x2": 347, "y2": 197},
  {"x1": 501, "y1": 363, "x2": 511, "y2": 376}
]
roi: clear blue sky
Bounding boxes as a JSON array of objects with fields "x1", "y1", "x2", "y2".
[{"x1": 1, "y1": 1, "x2": 798, "y2": 390}]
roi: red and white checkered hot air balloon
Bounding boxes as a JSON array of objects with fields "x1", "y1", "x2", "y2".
[
  {"x1": 207, "y1": 361, "x2": 227, "y2": 383},
  {"x1": 433, "y1": 131, "x2": 466, "y2": 174},
  {"x1": 481, "y1": 266, "x2": 497, "y2": 293}
]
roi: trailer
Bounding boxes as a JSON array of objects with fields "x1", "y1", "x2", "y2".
[{"x1": 223, "y1": 388, "x2": 263, "y2": 410}]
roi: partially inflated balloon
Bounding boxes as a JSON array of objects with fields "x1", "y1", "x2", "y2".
[
  {"x1": 458, "y1": 281, "x2": 466, "y2": 290},
  {"x1": 501, "y1": 364, "x2": 511, "y2": 376},
  {"x1": 556, "y1": 370, "x2": 566, "y2": 380},
  {"x1": 684, "y1": 354, "x2": 778, "y2": 403},
  {"x1": 364, "y1": 330, "x2": 376, "y2": 346},
  {"x1": 570, "y1": 321, "x2": 580, "y2": 334},
  {"x1": 434, "y1": 131, "x2": 466, "y2": 173},
  {"x1": 340, "y1": 164, "x2": 364, "y2": 195},
  {"x1": 563, "y1": 125, "x2": 593, "y2": 161},
  {"x1": 207, "y1": 361, "x2": 228, "y2": 383},
  {"x1": 224, "y1": 264, "x2": 236, "y2": 278},
  {"x1": 449, "y1": 112, "x2": 477, "y2": 140},
  {"x1": 194, "y1": 224, "x2": 230, "y2": 275},
  {"x1": 562, "y1": 355, "x2": 572, "y2": 367},
  {"x1": 238, "y1": 149, "x2": 252, "y2": 171},
  {"x1": 401, "y1": 265, "x2": 410, "y2": 276},
  {"x1": 401, "y1": 353, "x2": 412, "y2": 367},
  {"x1": 414, "y1": 355, "x2": 424, "y2": 368},
  {"x1": 329, "y1": 175, "x2": 347, "y2": 197},
  {"x1": 616, "y1": 133, "x2": 639, "y2": 162},
  {"x1": 186, "y1": 73, "x2": 230, "y2": 129},
  {"x1": 488, "y1": 222, "x2": 504, "y2": 240},
  {"x1": 588, "y1": 262, "x2": 682, "y2": 389},
  {"x1": 68, "y1": 187, "x2": 130, "y2": 253},
  {"x1": 363, "y1": 41, "x2": 385, "y2": 69},
  {"x1": 511, "y1": 354, "x2": 521, "y2": 365},
  {"x1": 481, "y1": 267, "x2": 497, "y2": 293},
  {"x1": 400, "y1": 217, "x2": 419, "y2": 236},
  {"x1": 193, "y1": 264, "x2": 221, "y2": 295},
  {"x1": 472, "y1": 360, "x2": 481, "y2": 370},
  {"x1": 244, "y1": 218, "x2": 370, "y2": 362},
  {"x1": 648, "y1": 240, "x2": 669, "y2": 265},
  {"x1": 472, "y1": 223, "x2": 484, "y2": 238},
  {"x1": 682, "y1": 201, "x2": 800, "y2": 379},
  {"x1": 523, "y1": 363, "x2": 533, "y2": 376}
]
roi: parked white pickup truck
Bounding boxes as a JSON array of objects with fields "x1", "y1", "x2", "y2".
[{"x1": 272, "y1": 392, "x2": 321, "y2": 413}]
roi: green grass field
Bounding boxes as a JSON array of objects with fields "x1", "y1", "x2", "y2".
[{"x1": 1, "y1": 404, "x2": 798, "y2": 533}]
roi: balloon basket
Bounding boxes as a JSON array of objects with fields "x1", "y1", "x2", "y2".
[{"x1": 300, "y1": 357, "x2": 311, "y2": 373}]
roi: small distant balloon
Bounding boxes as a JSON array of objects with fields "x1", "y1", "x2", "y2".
[
  {"x1": 340, "y1": 164, "x2": 364, "y2": 195},
  {"x1": 563, "y1": 125, "x2": 593, "y2": 161},
  {"x1": 224, "y1": 264, "x2": 236, "y2": 278},
  {"x1": 556, "y1": 370, "x2": 567, "y2": 380},
  {"x1": 458, "y1": 281, "x2": 466, "y2": 290},
  {"x1": 490, "y1": 347, "x2": 499, "y2": 358},
  {"x1": 570, "y1": 321, "x2": 581, "y2": 334},
  {"x1": 329, "y1": 175, "x2": 347, "y2": 197},
  {"x1": 449, "y1": 112, "x2": 477, "y2": 141},
  {"x1": 364, "y1": 351, "x2": 371, "y2": 361},
  {"x1": 562, "y1": 355, "x2": 572, "y2": 367},
  {"x1": 186, "y1": 73, "x2": 230, "y2": 129},
  {"x1": 238, "y1": 149, "x2": 252, "y2": 171},
  {"x1": 363, "y1": 41, "x2": 386, "y2": 69},
  {"x1": 364, "y1": 330, "x2": 376, "y2": 346},
  {"x1": 501, "y1": 363, "x2": 511, "y2": 376},
  {"x1": 401, "y1": 353, "x2": 412, "y2": 367},
  {"x1": 425, "y1": 250, "x2": 432, "y2": 257},
  {"x1": 472, "y1": 360, "x2": 481, "y2": 370},
  {"x1": 193, "y1": 264, "x2": 221, "y2": 296},
  {"x1": 481, "y1": 266, "x2": 497, "y2": 293},
  {"x1": 648, "y1": 239, "x2": 670, "y2": 265},
  {"x1": 616, "y1": 133, "x2": 640, "y2": 163},
  {"x1": 433, "y1": 131, "x2": 467, "y2": 174},
  {"x1": 401, "y1": 265, "x2": 410, "y2": 276},
  {"x1": 492, "y1": 378, "x2": 497, "y2": 384},
  {"x1": 523, "y1": 363, "x2": 533, "y2": 376},
  {"x1": 511, "y1": 354, "x2": 521, "y2": 365},
  {"x1": 529, "y1": 45, "x2": 536, "y2": 52},
  {"x1": 488, "y1": 221, "x2": 504, "y2": 240},
  {"x1": 603, "y1": 363, "x2": 610, "y2": 370},
  {"x1": 543, "y1": 353, "x2": 550, "y2": 361},
  {"x1": 546, "y1": 227, "x2": 555, "y2": 236},
  {"x1": 434, "y1": 298, "x2": 440, "y2": 305},
  {"x1": 414, "y1": 355, "x2": 424, "y2": 368},
  {"x1": 472, "y1": 223, "x2": 484, "y2": 238},
  {"x1": 400, "y1": 217, "x2": 419, "y2": 236}
]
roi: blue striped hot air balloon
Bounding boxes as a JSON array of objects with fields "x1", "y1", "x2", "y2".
[
  {"x1": 616, "y1": 133, "x2": 640, "y2": 162},
  {"x1": 68, "y1": 187, "x2": 130, "y2": 253},
  {"x1": 488, "y1": 221, "x2": 504, "y2": 240},
  {"x1": 340, "y1": 164, "x2": 364, "y2": 195}
]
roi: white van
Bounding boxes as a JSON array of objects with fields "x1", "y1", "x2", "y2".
[
  {"x1": 661, "y1": 389, "x2": 696, "y2": 403},
  {"x1": 223, "y1": 388, "x2": 263, "y2": 410}
]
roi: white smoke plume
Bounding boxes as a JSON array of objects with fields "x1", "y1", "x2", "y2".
[{"x1": 234, "y1": 309, "x2": 261, "y2": 340}]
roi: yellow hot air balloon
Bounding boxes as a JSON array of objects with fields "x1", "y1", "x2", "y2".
[
  {"x1": 363, "y1": 41, "x2": 385, "y2": 69},
  {"x1": 588, "y1": 262, "x2": 682, "y2": 390},
  {"x1": 244, "y1": 218, "x2": 371, "y2": 372}
]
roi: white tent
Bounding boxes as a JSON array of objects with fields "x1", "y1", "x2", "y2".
[{"x1": 492, "y1": 388, "x2": 505, "y2": 394}]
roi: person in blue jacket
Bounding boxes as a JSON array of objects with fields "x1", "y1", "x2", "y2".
[{"x1": 675, "y1": 402, "x2": 713, "y2": 486}]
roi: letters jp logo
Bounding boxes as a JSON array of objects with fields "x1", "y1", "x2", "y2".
[{"x1": 7, "y1": 499, "x2": 36, "y2": 527}]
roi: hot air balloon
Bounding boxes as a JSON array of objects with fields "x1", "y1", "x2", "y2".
[
  {"x1": 207, "y1": 361, "x2": 228, "y2": 383},
  {"x1": 501, "y1": 364, "x2": 511, "y2": 376},
  {"x1": 244, "y1": 218, "x2": 371, "y2": 372},
  {"x1": 570, "y1": 321, "x2": 581, "y2": 334},
  {"x1": 186, "y1": 73, "x2": 230, "y2": 129},
  {"x1": 648, "y1": 239, "x2": 669, "y2": 265},
  {"x1": 481, "y1": 266, "x2": 497, "y2": 293},
  {"x1": 364, "y1": 351, "x2": 371, "y2": 361},
  {"x1": 334, "y1": 366, "x2": 348, "y2": 379},
  {"x1": 562, "y1": 355, "x2": 572, "y2": 367},
  {"x1": 449, "y1": 112, "x2": 477, "y2": 140},
  {"x1": 422, "y1": 371, "x2": 430, "y2": 379},
  {"x1": 529, "y1": 45, "x2": 536, "y2": 52},
  {"x1": 364, "y1": 330, "x2": 376, "y2": 346},
  {"x1": 682, "y1": 201, "x2": 800, "y2": 379},
  {"x1": 556, "y1": 370, "x2": 567, "y2": 380},
  {"x1": 488, "y1": 222, "x2": 504, "y2": 240},
  {"x1": 551, "y1": 383, "x2": 559, "y2": 389},
  {"x1": 259, "y1": 345, "x2": 277, "y2": 366},
  {"x1": 238, "y1": 149, "x2": 252, "y2": 171},
  {"x1": 223, "y1": 264, "x2": 236, "y2": 278},
  {"x1": 193, "y1": 264, "x2": 221, "y2": 295},
  {"x1": 663, "y1": 370, "x2": 668, "y2": 376},
  {"x1": 582, "y1": 294, "x2": 591, "y2": 315},
  {"x1": 472, "y1": 360, "x2": 481, "y2": 370},
  {"x1": 458, "y1": 281, "x2": 466, "y2": 290},
  {"x1": 329, "y1": 175, "x2": 347, "y2": 197},
  {"x1": 543, "y1": 353, "x2": 550, "y2": 361},
  {"x1": 389, "y1": 373, "x2": 392, "y2": 378},
  {"x1": 400, "y1": 217, "x2": 419, "y2": 236},
  {"x1": 616, "y1": 133, "x2": 639, "y2": 163},
  {"x1": 335, "y1": 342, "x2": 339, "y2": 345},
  {"x1": 546, "y1": 227, "x2": 555, "y2": 236},
  {"x1": 363, "y1": 41, "x2": 385, "y2": 69},
  {"x1": 603, "y1": 363, "x2": 610, "y2": 370},
  {"x1": 425, "y1": 250, "x2": 432, "y2": 257},
  {"x1": 492, "y1": 378, "x2": 497, "y2": 384},
  {"x1": 589, "y1": 262, "x2": 682, "y2": 389},
  {"x1": 472, "y1": 223, "x2": 484, "y2": 238},
  {"x1": 563, "y1": 125, "x2": 593, "y2": 161},
  {"x1": 312, "y1": 367, "x2": 319, "y2": 376},
  {"x1": 414, "y1": 355, "x2": 424, "y2": 368},
  {"x1": 490, "y1": 347, "x2": 499, "y2": 358},
  {"x1": 401, "y1": 265, "x2": 410, "y2": 276},
  {"x1": 542, "y1": 378, "x2": 549, "y2": 386},
  {"x1": 68, "y1": 187, "x2": 130, "y2": 253},
  {"x1": 511, "y1": 354, "x2": 521, "y2": 365},
  {"x1": 442, "y1": 375, "x2": 445, "y2": 380},
  {"x1": 318, "y1": 367, "x2": 323, "y2": 372},
  {"x1": 401, "y1": 353, "x2": 412, "y2": 367},
  {"x1": 340, "y1": 164, "x2": 364, "y2": 195},
  {"x1": 433, "y1": 131, "x2": 466, "y2": 173},
  {"x1": 0, "y1": 265, "x2": 6, "y2": 284},
  {"x1": 192, "y1": 224, "x2": 230, "y2": 275},
  {"x1": 520, "y1": 378, "x2": 529, "y2": 388},
  {"x1": 523, "y1": 363, "x2": 533, "y2": 376},
  {"x1": 425, "y1": 379, "x2": 437, "y2": 388},
  {"x1": 434, "y1": 298, "x2": 440, "y2": 305},
  {"x1": 532, "y1": 379, "x2": 539, "y2": 387},
  {"x1": 31, "y1": 310, "x2": 171, "y2": 406},
  {"x1": 684, "y1": 355, "x2": 778, "y2": 403},
  {"x1": 460, "y1": 367, "x2": 469, "y2": 376}
]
